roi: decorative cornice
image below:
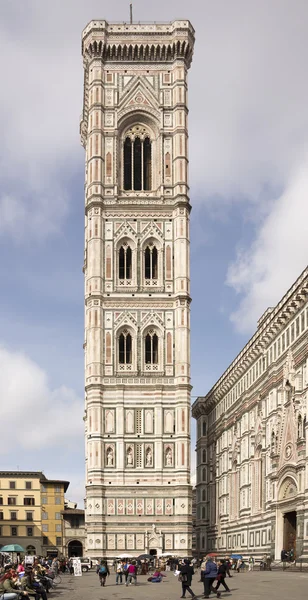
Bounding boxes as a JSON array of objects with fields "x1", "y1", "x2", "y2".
[
  {"x1": 192, "y1": 266, "x2": 308, "y2": 418},
  {"x1": 82, "y1": 20, "x2": 195, "y2": 69}
]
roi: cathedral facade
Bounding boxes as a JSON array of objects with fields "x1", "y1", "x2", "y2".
[
  {"x1": 193, "y1": 268, "x2": 308, "y2": 559},
  {"x1": 80, "y1": 19, "x2": 195, "y2": 557}
]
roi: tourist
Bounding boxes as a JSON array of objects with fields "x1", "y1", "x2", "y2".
[
  {"x1": 214, "y1": 560, "x2": 230, "y2": 593},
  {"x1": 236, "y1": 558, "x2": 242, "y2": 573},
  {"x1": 21, "y1": 567, "x2": 47, "y2": 600},
  {"x1": 281, "y1": 549, "x2": 288, "y2": 562},
  {"x1": 224, "y1": 557, "x2": 232, "y2": 578},
  {"x1": 126, "y1": 561, "x2": 137, "y2": 586},
  {"x1": 148, "y1": 568, "x2": 166, "y2": 583},
  {"x1": 97, "y1": 561, "x2": 109, "y2": 586},
  {"x1": 248, "y1": 556, "x2": 254, "y2": 571},
  {"x1": 0, "y1": 569, "x2": 27, "y2": 600},
  {"x1": 116, "y1": 561, "x2": 123, "y2": 585},
  {"x1": 203, "y1": 557, "x2": 221, "y2": 599},
  {"x1": 200, "y1": 556, "x2": 207, "y2": 582},
  {"x1": 178, "y1": 559, "x2": 197, "y2": 599},
  {"x1": 123, "y1": 560, "x2": 129, "y2": 583}
]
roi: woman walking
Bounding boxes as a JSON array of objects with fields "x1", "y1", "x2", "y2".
[
  {"x1": 203, "y1": 557, "x2": 221, "y2": 599},
  {"x1": 214, "y1": 560, "x2": 230, "y2": 593},
  {"x1": 179, "y1": 559, "x2": 197, "y2": 599},
  {"x1": 126, "y1": 561, "x2": 137, "y2": 586}
]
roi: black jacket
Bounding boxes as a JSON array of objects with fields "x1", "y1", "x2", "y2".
[
  {"x1": 217, "y1": 564, "x2": 227, "y2": 577},
  {"x1": 180, "y1": 565, "x2": 194, "y2": 586}
]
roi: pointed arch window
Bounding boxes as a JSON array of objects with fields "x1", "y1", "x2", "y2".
[
  {"x1": 119, "y1": 331, "x2": 132, "y2": 365},
  {"x1": 119, "y1": 244, "x2": 132, "y2": 279},
  {"x1": 123, "y1": 130, "x2": 152, "y2": 191},
  {"x1": 145, "y1": 331, "x2": 158, "y2": 364},
  {"x1": 145, "y1": 245, "x2": 158, "y2": 279},
  {"x1": 298, "y1": 414, "x2": 303, "y2": 439}
]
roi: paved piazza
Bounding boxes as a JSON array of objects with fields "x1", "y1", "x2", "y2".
[{"x1": 58, "y1": 569, "x2": 308, "y2": 600}]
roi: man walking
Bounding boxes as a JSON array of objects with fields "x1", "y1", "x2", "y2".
[{"x1": 97, "y1": 560, "x2": 109, "y2": 586}]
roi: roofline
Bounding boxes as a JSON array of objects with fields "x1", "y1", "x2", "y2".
[
  {"x1": 192, "y1": 264, "x2": 308, "y2": 412},
  {"x1": 0, "y1": 471, "x2": 44, "y2": 478},
  {"x1": 61, "y1": 509, "x2": 85, "y2": 515},
  {"x1": 41, "y1": 480, "x2": 70, "y2": 493}
]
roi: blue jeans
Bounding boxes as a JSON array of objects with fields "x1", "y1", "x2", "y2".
[
  {"x1": 116, "y1": 573, "x2": 123, "y2": 584},
  {"x1": 126, "y1": 574, "x2": 137, "y2": 585}
]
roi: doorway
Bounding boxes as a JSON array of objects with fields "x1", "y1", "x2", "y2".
[
  {"x1": 283, "y1": 511, "x2": 296, "y2": 556},
  {"x1": 150, "y1": 549, "x2": 157, "y2": 556},
  {"x1": 68, "y1": 540, "x2": 83, "y2": 557}
]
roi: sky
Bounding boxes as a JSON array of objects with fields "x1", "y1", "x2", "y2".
[{"x1": 0, "y1": 0, "x2": 308, "y2": 505}]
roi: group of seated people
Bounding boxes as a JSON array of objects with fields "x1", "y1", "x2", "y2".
[{"x1": 0, "y1": 562, "x2": 55, "y2": 600}]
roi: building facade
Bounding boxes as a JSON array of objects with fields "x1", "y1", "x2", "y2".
[
  {"x1": 0, "y1": 472, "x2": 69, "y2": 557},
  {"x1": 192, "y1": 268, "x2": 308, "y2": 560},
  {"x1": 41, "y1": 478, "x2": 69, "y2": 557},
  {"x1": 81, "y1": 19, "x2": 195, "y2": 557},
  {"x1": 62, "y1": 504, "x2": 85, "y2": 558}
]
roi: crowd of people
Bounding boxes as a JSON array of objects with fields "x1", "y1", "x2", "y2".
[
  {"x1": 93, "y1": 555, "x2": 239, "y2": 597},
  {"x1": 0, "y1": 557, "x2": 61, "y2": 600},
  {"x1": 0, "y1": 551, "x2": 279, "y2": 600}
]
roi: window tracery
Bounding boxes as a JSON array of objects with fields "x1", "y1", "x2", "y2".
[
  {"x1": 119, "y1": 243, "x2": 132, "y2": 280},
  {"x1": 145, "y1": 244, "x2": 158, "y2": 280},
  {"x1": 123, "y1": 126, "x2": 152, "y2": 191},
  {"x1": 119, "y1": 330, "x2": 132, "y2": 366},
  {"x1": 145, "y1": 330, "x2": 158, "y2": 365}
]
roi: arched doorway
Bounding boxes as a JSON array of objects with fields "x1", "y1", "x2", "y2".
[
  {"x1": 275, "y1": 476, "x2": 298, "y2": 559},
  {"x1": 68, "y1": 540, "x2": 83, "y2": 557},
  {"x1": 26, "y1": 546, "x2": 36, "y2": 556}
]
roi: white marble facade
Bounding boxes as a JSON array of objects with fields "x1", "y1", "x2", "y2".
[
  {"x1": 81, "y1": 19, "x2": 195, "y2": 557},
  {"x1": 193, "y1": 268, "x2": 308, "y2": 560}
]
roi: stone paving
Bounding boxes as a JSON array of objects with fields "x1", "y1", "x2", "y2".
[{"x1": 56, "y1": 568, "x2": 308, "y2": 600}]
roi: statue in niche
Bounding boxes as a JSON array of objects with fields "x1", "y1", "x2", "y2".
[
  {"x1": 127, "y1": 447, "x2": 133, "y2": 466},
  {"x1": 146, "y1": 447, "x2": 152, "y2": 467},
  {"x1": 107, "y1": 447, "x2": 114, "y2": 466},
  {"x1": 166, "y1": 447, "x2": 172, "y2": 466}
]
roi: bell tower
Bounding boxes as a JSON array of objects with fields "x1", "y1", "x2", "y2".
[{"x1": 81, "y1": 18, "x2": 195, "y2": 557}]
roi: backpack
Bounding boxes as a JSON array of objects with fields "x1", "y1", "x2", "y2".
[{"x1": 99, "y1": 565, "x2": 107, "y2": 574}]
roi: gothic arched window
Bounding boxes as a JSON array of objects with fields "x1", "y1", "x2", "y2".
[
  {"x1": 145, "y1": 245, "x2": 158, "y2": 279},
  {"x1": 119, "y1": 331, "x2": 132, "y2": 364},
  {"x1": 202, "y1": 449, "x2": 206, "y2": 463},
  {"x1": 145, "y1": 332, "x2": 158, "y2": 364},
  {"x1": 123, "y1": 131, "x2": 152, "y2": 191},
  {"x1": 271, "y1": 430, "x2": 276, "y2": 453},
  {"x1": 298, "y1": 415, "x2": 303, "y2": 439},
  {"x1": 202, "y1": 488, "x2": 206, "y2": 502},
  {"x1": 119, "y1": 244, "x2": 132, "y2": 279}
]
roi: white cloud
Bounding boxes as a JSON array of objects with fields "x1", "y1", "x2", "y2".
[
  {"x1": 0, "y1": 346, "x2": 83, "y2": 451},
  {"x1": 0, "y1": 0, "x2": 308, "y2": 241},
  {"x1": 227, "y1": 159, "x2": 308, "y2": 333},
  {"x1": 0, "y1": 0, "x2": 307, "y2": 335}
]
